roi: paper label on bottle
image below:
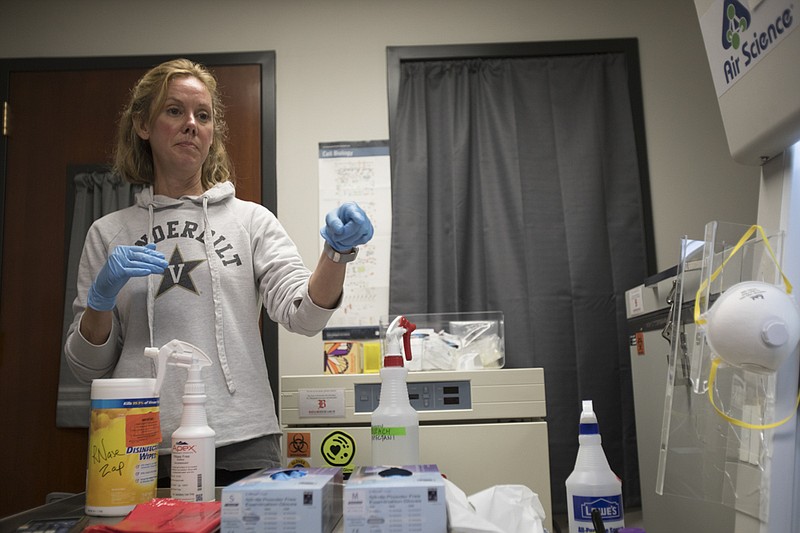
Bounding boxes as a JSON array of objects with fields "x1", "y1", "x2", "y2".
[
  {"x1": 571, "y1": 494, "x2": 624, "y2": 523},
  {"x1": 371, "y1": 426, "x2": 408, "y2": 437}
]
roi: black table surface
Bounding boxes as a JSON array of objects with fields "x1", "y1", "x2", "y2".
[{"x1": 0, "y1": 489, "x2": 223, "y2": 533}]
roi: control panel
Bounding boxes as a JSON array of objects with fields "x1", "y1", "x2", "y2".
[{"x1": 354, "y1": 380, "x2": 471, "y2": 412}]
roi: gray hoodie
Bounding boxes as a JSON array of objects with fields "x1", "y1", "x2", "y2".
[{"x1": 65, "y1": 182, "x2": 335, "y2": 454}]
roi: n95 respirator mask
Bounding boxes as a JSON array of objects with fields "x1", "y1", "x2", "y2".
[
  {"x1": 693, "y1": 225, "x2": 800, "y2": 430},
  {"x1": 700, "y1": 280, "x2": 800, "y2": 373}
]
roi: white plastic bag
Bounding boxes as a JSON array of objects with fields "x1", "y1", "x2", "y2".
[{"x1": 445, "y1": 478, "x2": 546, "y2": 533}]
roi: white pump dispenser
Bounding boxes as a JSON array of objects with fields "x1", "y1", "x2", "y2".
[
  {"x1": 144, "y1": 340, "x2": 216, "y2": 502},
  {"x1": 371, "y1": 316, "x2": 419, "y2": 466},
  {"x1": 565, "y1": 400, "x2": 624, "y2": 533}
]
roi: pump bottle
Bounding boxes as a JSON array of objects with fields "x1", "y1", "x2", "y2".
[
  {"x1": 145, "y1": 340, "x2": 216, "y2": 502},
  {"x1": 371, "y1": 316, "x2": 419, "y2": 466},
  {"x1": 565, "y1": 400, "x2": 624, "y2": 533}
]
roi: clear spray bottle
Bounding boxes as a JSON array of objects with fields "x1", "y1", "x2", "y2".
[
  {"x1": 371, "y1": 315, "x2": 419, "y2": 466},
  {"x1": 565, "y1": 400, "x2": 624, "y2": 533},
  {"x1": 145, "y1": 340, "x2": 216, "y2": 502}
]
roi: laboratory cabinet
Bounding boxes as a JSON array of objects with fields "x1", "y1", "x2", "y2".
[{"x1": 280, "y1": 368, "x2": 553, "y2": 532}]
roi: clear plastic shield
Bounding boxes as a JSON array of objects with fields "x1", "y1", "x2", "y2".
[{"x1": 656, "y1": 221, "x2": 789, "y2": 524}]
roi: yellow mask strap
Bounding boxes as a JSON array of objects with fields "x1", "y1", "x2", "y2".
[
  {"x1": 694, "y1": 224, "x2": 792, "y2": 327},
  {"x1": 707, "y1": 358, "x2": 800, "y2": 430}
]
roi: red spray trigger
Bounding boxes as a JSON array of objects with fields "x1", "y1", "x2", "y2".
[{"x1": 398, "y1": 316, "x2": 417, "y2": 361}]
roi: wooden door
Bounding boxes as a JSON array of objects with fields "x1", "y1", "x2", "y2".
[{"x1": 0, "y1": 56, "x2": 268, "y2": 516}]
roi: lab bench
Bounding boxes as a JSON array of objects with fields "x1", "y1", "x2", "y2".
[
  {"x1": 1, "y1": 487, "x2": 553, "y2": 533},
  {"x1": 0, "y1": 492, "x2": 420, "y2": 533},
  {"x1": 0, "y1": 489, "x2": 218, "y2": 533},
  {"x1": 0, "y1": 490, "x2": 379, "y2": 533}
]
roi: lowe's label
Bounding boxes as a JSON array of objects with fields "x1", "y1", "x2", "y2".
[
  {"x1": 698, "y1": 0, "x2": 797, "y2": 97},
  {"x1": 571, "y1": 494, "x2": 624, "y2": 523}
]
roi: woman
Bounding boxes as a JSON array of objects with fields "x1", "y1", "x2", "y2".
[{"x1": 64, "y1": 58, "x2": 373, "y2": 484}]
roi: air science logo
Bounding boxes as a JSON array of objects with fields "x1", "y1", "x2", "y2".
[
  {"x1": 721, "y1": 0, "x2": 794, "y2": 84},
  {"x1": 722, "y1": 0, "x2": 752, "y2": 50}
]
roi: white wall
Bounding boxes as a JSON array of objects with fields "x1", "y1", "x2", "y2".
[{"x1": 1, "y1": 0, "x2": 760, "y2": 375}]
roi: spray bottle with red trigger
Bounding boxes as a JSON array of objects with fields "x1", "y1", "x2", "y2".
[{"x1": 371, "y1": 315, "x2": 419, "y2": 466}]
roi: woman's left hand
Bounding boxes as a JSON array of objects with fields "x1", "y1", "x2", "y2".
[{"x1": 320, "y1": 202, "x2": 374, "y2": 252}]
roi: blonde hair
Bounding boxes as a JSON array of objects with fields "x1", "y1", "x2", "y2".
[{"x1": 114, "y1": 58, "x2": 233, "y2": 188}]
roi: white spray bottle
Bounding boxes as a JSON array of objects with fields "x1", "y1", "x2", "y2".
[
  {"x1": 371, "y1": 315, "x2": 419, "y2": 466},
  {"x1": 565, "y1": 400, "x2": 624, "y2": 533},
  {"x1": 145, "y1": 339, "x2": 216, "y2": 502}
]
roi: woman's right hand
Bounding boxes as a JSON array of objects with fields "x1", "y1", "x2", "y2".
[{"x1": 87, "y1": 243, "x2": 168, "y2": 311}]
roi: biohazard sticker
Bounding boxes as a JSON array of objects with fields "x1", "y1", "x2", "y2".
[
  {"x1": 286, "y1": 432, "x2": 311, "y2": 457},
  {"x1": 320, "y1": 430, "x2": 356, "y2": 467}
]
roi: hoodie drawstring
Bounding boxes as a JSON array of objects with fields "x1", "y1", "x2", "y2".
[
  {"x1": 203, "y1": 196, "x2": 236, "y2": 393},
  {"x1": 147, "y1": 203, "x2": 156, "y2": 350}
]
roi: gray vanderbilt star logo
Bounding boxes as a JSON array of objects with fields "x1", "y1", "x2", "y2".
[{"x1": 156, "y1": 245, "x2": 205, "y2": 297}]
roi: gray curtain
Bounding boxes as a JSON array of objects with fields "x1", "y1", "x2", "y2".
[
  {"x1": 56, "y1": 169, "x2": 141, "y2": 427},
  {"x1": 389, "y1": 54, "x2": 647, "y2": 513}
]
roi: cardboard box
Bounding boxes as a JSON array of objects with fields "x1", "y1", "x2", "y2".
[
  {"x1": 343, "y1": 465, "x2": 447, "y2": 533},
  {"x1": 324, "y1": 341, "x2": 361, "y2": 374},
  {"x1": 221, "y1": 467, "x2": 343, "y2": 533}
]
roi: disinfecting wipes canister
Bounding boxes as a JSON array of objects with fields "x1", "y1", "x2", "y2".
[{"x1": 86, "y1": 378, "x2": 160, "y2": 516}]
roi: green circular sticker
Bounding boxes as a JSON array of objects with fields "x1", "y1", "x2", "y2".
[{"x1": 320, "y1": 430, "x2": 356, "y2": 467}]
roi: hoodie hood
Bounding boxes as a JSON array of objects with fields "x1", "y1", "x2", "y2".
[{"x1": 135, "y1": 180, "x2": 236, "y2": 209}]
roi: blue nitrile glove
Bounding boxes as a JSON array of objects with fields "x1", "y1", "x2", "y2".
[
  {"x1": 320, "y1": 202, "x2": 375, "y2": 252},
  {"x1": 87, "y1": 243, "x2": 168, "y2": 311}
]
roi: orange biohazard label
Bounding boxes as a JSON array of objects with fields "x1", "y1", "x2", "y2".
[{"x1": 286, "y1": 432, "x2": 311, "y2": 457}]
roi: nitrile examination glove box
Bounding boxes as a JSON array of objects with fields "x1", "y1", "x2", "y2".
[
  {"x1": 343, "y1": 465, "x2": 447, "y2": 533},
  {"x1": 221, "y1": 467, "x2": 343, "y2": 533}
]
